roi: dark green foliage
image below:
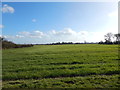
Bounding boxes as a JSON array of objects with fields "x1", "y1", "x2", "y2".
[
  {"x1": 2, "y1": 40, "x2": 17, "y2": 49},
  {"x1": 0, "y1": 37, "x2": 33, "y2": 49}
]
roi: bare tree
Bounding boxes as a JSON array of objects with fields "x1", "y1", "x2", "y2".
[
  {"x1": 114, "y1": 33, "x2": 120, "y2": 42},
  {"x1": 104, "y1": 33, "x2": 114, "y2": 43}
]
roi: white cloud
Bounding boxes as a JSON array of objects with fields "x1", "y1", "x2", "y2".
[
  {"x1": 107, "y1": 9, "x2": 118, "y2": 34},
  {"x1": 0, "y1": 25, "x2": 4, "y2": 29},
  {"x1": 34, "y1": 30, "x2": 44, "y2": 35},
  {"x1": 19, "y1": 30, "x2": 44, "y2": 38},
  {"x1": 3, "y1": 27, "x2": 118, "y2": 44},
  {"x1": 51, "y1": 28, "x2": 88, "y2": 37},
  {"x1": 30, "y1": 31, "x2": 44, "y2": 38},
  {"x1": 15, "y1": 35, "x2": 24, "y2": 38},
  {"x1": 3, "y1": 35, "x2": 15, "y2": 39},
  {"x1": 19, "y1": 31, "x2": 30, "y2": 36},
  {"x1": 2, "y1": 4, "x2": 15, "y2": 13},
  {"x1": 51, "y1": 28, "x2": 76, "y2": 36},
  {"x1": 78, "y1": 31, "x2": 88, "y2": 36},
  {"x1": 108, "y1": 10, "x2": 118, "y2": 17},
  {"x1": 32, "y1": 19, "x2": 37, "y2": 22},
  {"x1": 49, "y1": 28, "x2": 91, "y2": 43}
]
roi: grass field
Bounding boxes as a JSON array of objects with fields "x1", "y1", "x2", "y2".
[{"x1": 2, "y1": 44, "x2": 120, "y2": 88}]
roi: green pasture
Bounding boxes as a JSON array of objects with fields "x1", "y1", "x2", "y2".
[{"x1": 2, "y1": 44, "x2": 120, "y2": 88}]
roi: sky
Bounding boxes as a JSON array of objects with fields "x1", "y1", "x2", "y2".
[{"x1": 0, "y1": 2, "x2": 118, "y2": 44}]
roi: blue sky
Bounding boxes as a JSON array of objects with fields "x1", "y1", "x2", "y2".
[{"x1": 1, "y1": 2, "x2": 118, "y2": 44}]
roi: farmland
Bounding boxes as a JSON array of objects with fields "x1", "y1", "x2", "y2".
[{"x1": 2, "y1": 44, "x2": 120, "y2": 88}]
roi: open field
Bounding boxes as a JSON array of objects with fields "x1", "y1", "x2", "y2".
[{"x1": 2, "y1": 44, "x2": 120, "y2": 88}]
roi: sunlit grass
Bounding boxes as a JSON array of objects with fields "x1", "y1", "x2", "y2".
[{"x1": 2, "y1": 44, "x2": 119, "y2": 88}]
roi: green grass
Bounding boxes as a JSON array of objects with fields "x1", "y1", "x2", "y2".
[{"x1": 2, "y1": 44, "x2": 120, "y2": 88}]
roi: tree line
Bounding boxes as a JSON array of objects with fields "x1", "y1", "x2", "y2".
[
  {"x1": 45, "y1": 42, "x2": 97, "y2": 45},
  {"x1": 0, "y1": 37, "x2": 33, "y2": 49},
  {"x1": 0, "y1": 32, "x2": 119, "y2": 49},
  {"x1": 98, "y1": 33, "x2": 120, "y2": 44}
]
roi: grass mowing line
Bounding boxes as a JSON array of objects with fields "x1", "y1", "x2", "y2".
[
  {"x1": 3, "y1": 63, "x2": 118, "y2": 72},
  {"x1": 2, "y1": 68, "x2": 120, "y2": 81},
  {"x1": 2, "y1": 75, "x2": 120, "y2": 88},
  {"x1": 2, "y1": 44, "x2": 119, "y2": 88}
]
